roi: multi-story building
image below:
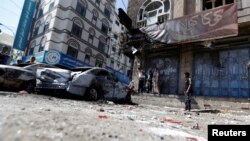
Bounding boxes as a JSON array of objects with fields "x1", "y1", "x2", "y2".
[
  {"x1": 107, "y1": 11, "x2": 133, "y2": 79},
  {"x1": 14, "y1": 0, "x2": 131, "y2": 84},
  {"x1": 126, "y1": 0, "x2": 250, "y2": 98}
]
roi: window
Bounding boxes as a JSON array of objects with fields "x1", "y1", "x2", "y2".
[
  {"x1": 43, "y1": 23, "x2": 49, "y2": 32},
  {"x1": 104, "y1": 5, "x2": 111, "y2": 19},
  {"x1": 101, "y1": 19, "x2": 109, "y2": 34},
  {"x1": 38, "y1": 9, "x2": 43, "y2": 18},
  {"x1": 112, "y1": 47, "x2": 116, "y2": 52},
  {"x1": 29, "y1": 41, "x2": 36, "y2": 55},
  {"x1": 110, "y1": 60, "x2": 114, "y2": 68},
  {"x1": 92, "y1": 9, "x2": 98, "y2": 25},
  {"x1": 85, "y1": 48, "x2": 92, "y2": 64},
  {"x1": 33, "y1": 21, "x2": 41, "y2": 37},
  {"x1": 33, "y1": 28, "x2": 39, "y2": 37},
  {"x1": 49, "y1": 2, "x2": 54, "y2": 12},
  {"x1": 115, "y1": 20, "x2": 120, "y2": 26},
  {"x1": 88, "y1": 28, "x2": 95, "y2": 44},
  {"x1": 95, "y1": 59, "x2": 103, "y2": 67},
  {"x1": 71, "y1": 23, "x2": 82, "y2": 38},
  {"x1": 98, "y1": 41, "x2": 106, "y2": 52},
  {"x1": 76, "y1": 0, "x2": 87, "y2": 16},
  {"x1": 203, "y1": 0, "x2": 235, "y2": 10},
  {"x1": 29, "y1": 48, "x2": 34, "y2": 55},
  {"x1": 113, "y1": 34, "x2": 118, "y2": 40},
  {"x1": 67, "y1": 46, "x2": 78, "y2": 58},
  {"x1": 137, "y1": 0, "x2": 171, "y2": 27},
  {"x1": 43, "y1": 15, "x2": 51, "y2": 33},
  {"x1": 85, "y1": 54, "x2": 90, "y2": 64},
  {"x1": 117, "y1": 62, "x2": 120, "y2": 69},
  {"x1": 96, "y1": 0, "x2": 100, "y2": 5},
  {"x1": 98, "y1": 36, "x2": 107, "y2": 52},
  {"x1": 95, "y1": 54, "x2": 104, "y2": 68},
  {"x1": 38, "y1": 45, "x2": 44, "y2": 52},
  {"x1": 39, "y1": 37, "x2": 46, "y2": 52}
]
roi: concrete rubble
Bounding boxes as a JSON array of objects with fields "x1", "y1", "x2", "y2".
[{"x1": 0, "y1": 92, "x2": 250, "y2": 141}]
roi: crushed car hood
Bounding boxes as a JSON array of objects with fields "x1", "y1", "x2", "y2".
[
  {"x1": 0, "y1": 65, "x2": 35, "y2": 81},
  {"x1": 36, "y1": 68, "x2": 72, "y2": 83}
]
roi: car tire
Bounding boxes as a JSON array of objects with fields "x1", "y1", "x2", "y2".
[
  {"x1": 125, "y1": 93, "x2": 132, "y2": 104},
  {"x1": 85, "y1": 86, "x2": 100, "y2": 101}
]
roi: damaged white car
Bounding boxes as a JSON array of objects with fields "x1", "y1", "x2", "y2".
[
  {"x1": 0, "y1": 63, "x2": 56, "y2": 92},
  {"x1": 35, "y1": 67, "x2": 131, "y2": 102}
]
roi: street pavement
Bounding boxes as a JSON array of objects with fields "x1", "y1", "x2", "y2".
[{"x1": 0, "y1": 91, "x2": 249, "y2": 141}]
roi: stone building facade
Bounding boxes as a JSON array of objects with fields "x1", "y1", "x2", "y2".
[
  {"x1": 127, "y1": 0, "x2": 250, "y2": 98},
  {"x1": 15, "y1": 0, "x2": 131, "y2": 82}
]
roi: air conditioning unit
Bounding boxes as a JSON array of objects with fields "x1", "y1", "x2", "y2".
[{"x1": 201, "y1": 40, "x2": 214, "y2": 49}]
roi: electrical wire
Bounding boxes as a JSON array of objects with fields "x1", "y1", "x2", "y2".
[
  {"x1": 9, "y1": 0, "x2": 22, "y2": 10},
  {"x1": 121, "y1": 0, "x2": 128, "y2": 10}
]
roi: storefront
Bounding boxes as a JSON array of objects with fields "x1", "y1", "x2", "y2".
[{"x1": 193, "y1": 45, "x2": 250, "y2": 98}]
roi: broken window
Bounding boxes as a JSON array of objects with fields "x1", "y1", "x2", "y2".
[
  {"x1": 203, "y1": 0, "x2": 236, "y2": 10},
  {"x1": 137, "y1": 0, "x2": 171, "y2": 27}
]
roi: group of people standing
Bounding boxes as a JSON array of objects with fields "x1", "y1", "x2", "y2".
[
  {"x1": 0, "y1": 46, "x2": 36, "y2": 65},
  {"x1": 137, "y1": 69, "x2": 192, "y2": 111},
  {"x1": 138, "y1": 68, "x2": 160, "y2": 95}
]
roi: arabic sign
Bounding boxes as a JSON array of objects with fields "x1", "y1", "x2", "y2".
[
  {"x1": 140, "y1": 3, "x2": 238, "y2": 44},
  {"x1": 13, "y1": 0, "x2": 36, "y2": 51}
]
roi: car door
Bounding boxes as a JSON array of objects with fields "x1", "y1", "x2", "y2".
[
  {"x1": 112, "y1": 73, "x2": 128, "y2": 100},
  {"x1": 95, "y1": 70, "x2": 115, "y2": 99}
]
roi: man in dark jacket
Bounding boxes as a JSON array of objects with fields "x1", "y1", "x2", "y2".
[{"x1": 0, "y1": 46, "x2": 10, "y2": 64}]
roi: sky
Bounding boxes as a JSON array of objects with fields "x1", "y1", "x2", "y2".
[
  {"x1": 0, "y1": 0, "x2": 25, "y2": 36},
  {"x1": 0, "y1": 0, "x2": 128, "y2": 37}
]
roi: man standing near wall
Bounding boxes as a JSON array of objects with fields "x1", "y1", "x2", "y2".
[{"x1": 138, "y1": 69, "x2": 145, "y2": 93}]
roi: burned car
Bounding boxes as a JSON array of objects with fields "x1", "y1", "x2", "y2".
[
  {"x1": 35, "y1": 67, "x2": 131, "y2": 102},
  {"x1": 0, "y1": 63, "x2": 56, "y2": 91}
]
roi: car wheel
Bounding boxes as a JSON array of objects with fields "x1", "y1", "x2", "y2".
[
  {"x1": 125, "y1": 93, "x2": 132, "y2": 104},
  {"x1": 86, "y1": 87, "x2": 99, "y2": 101}
]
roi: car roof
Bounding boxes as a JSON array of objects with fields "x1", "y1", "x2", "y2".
[{"x1": 70, "y1": 67, "x2": 93, "y2": 72}]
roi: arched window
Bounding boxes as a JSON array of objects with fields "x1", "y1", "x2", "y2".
[
  {"x1": 88, "y1": 28, "x2": 95, "y2": 44},
  {"x1": 95, "y1": 53, "x2": 104, "y2": 67},
  {"x1": 33, "y1": 21, "x2": 41, "y2": 37},
  {"x1": 71, "y1": 17, "x2": 83, "y2": 38},
  {"x1": 37, "y1": 1, "x2": 45, "y2": 18},
  {"x1": 104, "y1": 4, "x2": 111, "y2": 19},
  {"x1": 76, "y1": 0, "x2": 87, "y2": 17},
  {"x1": 44, "y1": 15, "x2": 52, "y2": 32},
  {"x1": 39, "y1": 36, "x2": 47, "y2": 52},
  {"x1": 101, "y1": 19, "x2": 109, "y2": 34},
  {"x1": 92, "y1": 9, "x2": 99, "y2": 25},
  {"x1": 84, "y1": 48, "x2": 92, "y2": 64},
  {"x1": 67, "y1": 39, "x2": 80, "y2": 58},
  {"x1": 137, "y1": 0, "x2": 171, "y2": 27},
  {"x1": 98, "y1": 36, "x2": 106, "y2": 52}
]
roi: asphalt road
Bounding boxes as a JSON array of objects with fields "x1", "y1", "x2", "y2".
[{"x1": 0, "y1": 91, "x2": 249, "y2": 141}]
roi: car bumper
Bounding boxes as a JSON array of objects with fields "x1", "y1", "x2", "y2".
[{"x1": 36, "y1": 83, "x2": 68, "y2": 90}]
